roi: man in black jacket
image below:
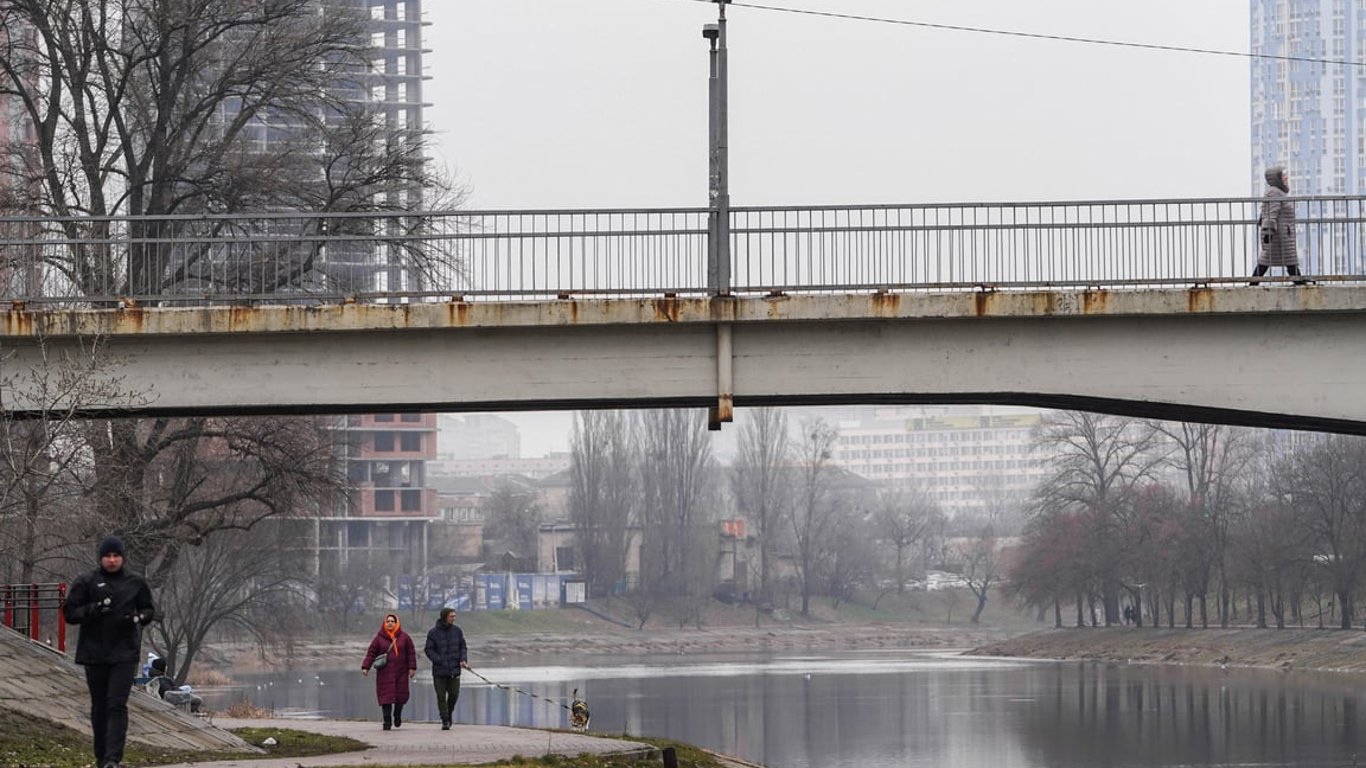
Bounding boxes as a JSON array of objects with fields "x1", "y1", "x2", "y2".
[
  {"x1": 424, "y1": 607, "x2": 468, "y2": 730},
  {"x1": 64, "y1": 536, "x2": 157, "y2": 768}
]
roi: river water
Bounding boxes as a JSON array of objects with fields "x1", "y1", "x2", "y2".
[{"x1": 204, "y1": 650, "x2": 1366, "y2": 768}]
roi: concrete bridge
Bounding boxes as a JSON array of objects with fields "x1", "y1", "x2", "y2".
[
  {"x1": 2, "y1": 198, "x2": 1365, "y2": 431},
  {"x1": 3, "y1": 285, "x2": 1365, "y2": 434}
]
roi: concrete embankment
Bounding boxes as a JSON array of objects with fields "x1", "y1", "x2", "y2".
[
  {"x1": 0, "y1": 625, "x2": 254, "y2": 754},
  {"x1": 968, "y1": 626, "x2": 1366, "y2": 674}
]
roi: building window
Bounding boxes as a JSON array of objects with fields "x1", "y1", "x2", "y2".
[
  {"x1": 375, "y1": 490, "x2": 395, "y2": 512},
  {"x1": 400, "y1": 432, "x2": 422, "y2": 452},
  {"x1": 401, "y1": 490, "x2": 422, "y2": 512},
  {"x1": 375, "y1": 414, "x2": 395, "y2": 422},
  {"x1": 555, "y1": 546, "x2": 576, "y2": 571},
  {"x1": 401, "y1": 413, "x2": 422, "y2": 423},
  {"x1": 374, "y1": 432, "x2": 395, "y2": 452}
]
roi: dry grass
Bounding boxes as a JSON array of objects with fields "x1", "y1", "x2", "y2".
[
  {"x1": 223, "y1": 698, "x2": 272, "y2": 718},
  {"x1": 187, "y1": 667, "x2": 236, "y2": 686}
]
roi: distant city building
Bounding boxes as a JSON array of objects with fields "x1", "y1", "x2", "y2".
[
  {"x1": 1250, "y1": 0, "x2": 1364, "y2": 272},
  {"x1": 436, "y1": 414, "x2": 522, "y2": 462},
  {"x1": 829, "y1": 406, "x2": 1047, "y2": 518},
  {"x1": 430, "y1": 453, "x2": 571, "y2": 480}
]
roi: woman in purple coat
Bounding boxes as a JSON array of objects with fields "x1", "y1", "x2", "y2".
[{"x1": 362, "y1": 613, "x2": 417, "y2": 730}]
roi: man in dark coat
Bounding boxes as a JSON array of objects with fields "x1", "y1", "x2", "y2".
[
  {"x1": 424, "y1": 607, "x2": 469, "y2": 730},
  {"x1": 64, "y1": 536, "x2": 157, "y2": 768}
]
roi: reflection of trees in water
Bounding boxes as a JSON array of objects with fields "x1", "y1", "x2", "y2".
[{"x1": 1013, "y1": 664, "x2": 1366, "y2": 767}]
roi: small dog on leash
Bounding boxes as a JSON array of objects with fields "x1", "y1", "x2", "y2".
[{"x1": 570, "y1": 688, "x2": 591, "y2": 731}]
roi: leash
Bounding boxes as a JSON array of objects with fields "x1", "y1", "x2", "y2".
[{"x1": 464, "y1": 667, "x2": 574, "y2": 713}]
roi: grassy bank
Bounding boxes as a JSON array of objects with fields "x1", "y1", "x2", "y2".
[
  {"x1": 0, "y1": 710, "x2": 363, "y2": 767},
  {"x1": 969, "y1": 626, "x2": 1366, "y2": 674}
]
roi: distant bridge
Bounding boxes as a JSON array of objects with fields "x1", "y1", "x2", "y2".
[{"x1": 2, "y1": 196, "x2": 1365, "y2": 431}]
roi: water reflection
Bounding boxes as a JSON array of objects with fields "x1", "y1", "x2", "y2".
[{"x1": 207, "y1": 652, "x2": 1366, "y2": 768}]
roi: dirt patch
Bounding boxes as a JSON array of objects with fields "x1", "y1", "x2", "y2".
[{"x1": 969, "y1": 626, "x2": 1366, "y2": 674}]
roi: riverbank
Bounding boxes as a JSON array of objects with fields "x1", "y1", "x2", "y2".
[
  {"x1": 968, "y1": 626, "x2": 1366, "y2": 674},
  {"x1": 206, "y1": 592, "x2": 1033, "y2": 675},
  {"x1": 215, "y1": 622, "x2": 1018, "y2": 673}
]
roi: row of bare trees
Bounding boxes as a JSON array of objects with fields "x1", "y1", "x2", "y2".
[
  {"x1": 561, "y1": 408, "x2": 959, "y2": 623},
  {"x1": 1014, "y1": 412, "x2": 1366, "y2": 631}
]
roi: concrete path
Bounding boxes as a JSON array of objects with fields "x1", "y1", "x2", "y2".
[{"x1": 154, "y1": 717, "x2": 653, "y2": 767}]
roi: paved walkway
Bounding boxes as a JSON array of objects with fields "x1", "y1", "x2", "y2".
[{"x1": 154, "y1": 717, "x2": 653, "y2": 767}]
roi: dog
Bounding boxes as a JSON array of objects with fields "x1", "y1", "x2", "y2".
[{"x1": 569, "y1": 687, "x2": 590, "y2": 732}]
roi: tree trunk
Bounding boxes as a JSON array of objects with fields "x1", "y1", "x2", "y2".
[{"x1": 1053, "y1": 598, "x2": 1063, "y2": 629}]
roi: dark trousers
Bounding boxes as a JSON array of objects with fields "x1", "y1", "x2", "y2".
[
  {"x1": 1251, "y1": 263, "x2": 1306, "y2": 285},
  {"x1": 84, "y1": 661, "x2": 137, "y2": 765},
  {"x1": 381, "y1": 701, "x2": 405, "y2": 726},
  {"x1": 433, "y1": 674, "x2": 461, "y2": 722}
]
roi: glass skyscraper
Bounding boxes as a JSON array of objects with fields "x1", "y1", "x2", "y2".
[{"x1": 1250, "y1": 0, "x2": 1364, "y2": 273}]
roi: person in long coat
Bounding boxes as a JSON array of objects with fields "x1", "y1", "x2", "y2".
[
  {"x1": 1252, "y1": 165, "x2": 1305, "y2": 285},
  {"x1": 362, "y1": 613, "x2": 417, "y2": 730}
]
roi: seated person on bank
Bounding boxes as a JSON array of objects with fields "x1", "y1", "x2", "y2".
[{"x1": 146, "y1": 658, "x2": 204, "y2": 713}]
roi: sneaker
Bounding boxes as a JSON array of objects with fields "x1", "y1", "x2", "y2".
[
  {"x1": 441, "y1": 719, "x2": 451, "y2": 731},
  {"x1": 382, "y1": 722, "x2": 391, "y2": 731}
]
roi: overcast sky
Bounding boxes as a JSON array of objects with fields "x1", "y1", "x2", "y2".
[{"x1": 425, "y1": 0, "x2": 1253, "y2": 456}]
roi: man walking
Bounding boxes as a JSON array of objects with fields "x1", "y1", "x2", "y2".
[
  {"x1": 424, "y1": 606, "x2": 468, "y2": 730},
  {"x1": 64, "y1": 536, "x2": 157, "y2": 768}
]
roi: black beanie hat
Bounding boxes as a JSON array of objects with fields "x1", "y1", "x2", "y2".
[{"x1": 98, "y1": 536, "x2": 126, "y2": 559}]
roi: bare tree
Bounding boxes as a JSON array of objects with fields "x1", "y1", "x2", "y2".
[
  {"x1": 873, "y1": 482, "x2": 940, "y2": 594},
  {"x1": 959, "y1": 533, "x2": 1001, "y2": 624},
  {"x1": 731, "y1": 408, "x2": 789, "y2": 603},
  {"x1": 825, "y1": 501, "x2": 878, "y2": 610},
  {"x1": 568, "y1": 411, "x2": 634, "y2": 598},
  {"x1": 482, "y1": 481, "x2": 542, "y2": 562},
  {"x1": 635, "y1": 409, "x2": 716, "y2": 601},
  {"x1": 0, "y1": 334, "x2": 146, "y2": 582},
  {"x1": 86, "y1": 415, "x2": 344, "y2": 590},
  {"x1": 1282, "y1": 435, "x2": 1366, "y2": 629},
  {"x1": 1153, "y1": 421, "x2": 1257, "y2": 627},
  {"x1": 149, "y1": 524, "x2": 310, "y2": 683},
  {"x1": 0, "y1": 1, "x2": 462, "y2": 299},
  {"x1": 789, "y1": 418, "x2": 839, "y2": 617},
  {"x1": 1032, "y1": 411, "x2": 1166, "y2": 626}
]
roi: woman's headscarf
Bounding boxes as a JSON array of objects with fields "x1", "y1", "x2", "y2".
[{"x1": 381, "y1": 613, "x2": 402, "y2": 658}]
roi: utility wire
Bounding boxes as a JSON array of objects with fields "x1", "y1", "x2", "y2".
[{"x1": 681, "y1": 0, "x2": 1366, "y2": 69}]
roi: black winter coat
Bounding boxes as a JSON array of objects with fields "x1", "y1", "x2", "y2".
[
  {"x1": 63, "y1": 566, "x2": 156, "y2": 666},
  {"x1": 424, "y1": 621, "x2": 467, "y2": 677}
]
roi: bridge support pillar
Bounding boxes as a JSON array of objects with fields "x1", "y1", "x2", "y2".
[{"x1": 709, "y1": 322, "x2": 734, "y2": 430}]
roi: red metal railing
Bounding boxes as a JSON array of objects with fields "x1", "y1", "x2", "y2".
[{"x1": 1, "y1": 583, "x2": 66, "y2": 652}]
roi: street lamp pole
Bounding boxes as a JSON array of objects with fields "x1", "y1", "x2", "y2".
[{"x1": 704, "y1": 0, "x2": 731, "y2": 295}]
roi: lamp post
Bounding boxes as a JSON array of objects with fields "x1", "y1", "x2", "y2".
[{"x1": 703, "y1": 0, "x2": 730, "y2": 295}]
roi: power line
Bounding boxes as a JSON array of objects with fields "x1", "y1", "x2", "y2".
[{"x1": 680, "y1": 0, "x2": 1365, "y2": 69}]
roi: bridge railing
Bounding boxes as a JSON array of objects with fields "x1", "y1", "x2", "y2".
[{"x1": 0, "y1": 196, "x2": 1362, "y2": 305}]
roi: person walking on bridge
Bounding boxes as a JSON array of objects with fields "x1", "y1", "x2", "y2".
[
  {"x1": 424, "y1": 606, "x2": 469, "y2": 730},
  {"x1": 64, "y1": 536, "x2": 157, "y2": 768},
  {"x1": 1252, "y1": 165, "x2": 1306, "y2": 285},
  {"x1": 362, "y1": 613, "x2": 416, "y2": 730}
]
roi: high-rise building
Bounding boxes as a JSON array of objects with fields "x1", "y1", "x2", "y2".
[
  {"x1": 1250, "y1": 0, "x2": 1363, "y2": 272},
  {"x1": 318, "y1": 1, "x2": 436, "y2": 576},
  {"x1": 829, "y1": 406, "x2": 1047, "y2": 519}
]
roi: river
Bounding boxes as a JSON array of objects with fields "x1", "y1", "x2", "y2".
[{"x1": 204, "y1": 650, "x2": 1366, "y2": 768}]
